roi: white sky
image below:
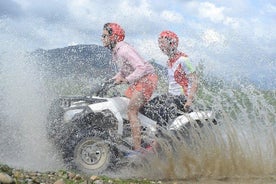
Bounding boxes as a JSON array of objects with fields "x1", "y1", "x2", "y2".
[{"x1": 0, "y1": 0, "x2": 275, "y2": 89}]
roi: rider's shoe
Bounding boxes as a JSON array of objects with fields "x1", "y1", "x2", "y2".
[
  {"x1": 124, "y1": 146, "x2": 155, "y2": 158},
  {"x1": 145, "y1": 145, "x2": 154, "y2": 153},
  {"x1": 123, "y1": 149, "x2": 143, "y2": 158}
]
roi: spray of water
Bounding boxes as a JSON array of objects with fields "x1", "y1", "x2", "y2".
[
  {"x1": 0, "y1": 50, "x2": 63, "y2": 171},
  {"x1": 0, "y1": 16, "x2": 275, "y2": 183},
  {"x1": 129, "y1": 80, "x2": 276, "y2": 180}
]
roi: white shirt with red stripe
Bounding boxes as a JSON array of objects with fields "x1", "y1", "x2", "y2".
[{"x1": 168, "y1": 54, "x2": 195, "y2": 96}]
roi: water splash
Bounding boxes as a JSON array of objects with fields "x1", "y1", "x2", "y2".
[
  {"x1": 1, "y1": 44, "x2": 275, "y2": 181},
  {"x1": 0, "y1": 16, "x2": 275, "y2": 183},
  {"x1": 131, "y1": 80, "x2": 276, "y2": 180},
  {"x1": 0, "y1": 51, "x2": 63, "y2": 171}
]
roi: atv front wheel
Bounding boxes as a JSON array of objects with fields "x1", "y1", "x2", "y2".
[{"x1": 72, "y1": 137, "x2": 112, "y2": 174}]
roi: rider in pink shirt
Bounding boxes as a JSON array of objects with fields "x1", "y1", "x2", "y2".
[
  {"x1": 112, "y1": 41, "x2": 155, "y2": 86},
  {"x1": 102, "y1": 23, "x2": 158, "y2": 151}
]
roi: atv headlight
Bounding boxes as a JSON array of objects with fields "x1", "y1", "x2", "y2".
[{"x1": 64, "y1": 109, "x2": 84, "y2": 122}]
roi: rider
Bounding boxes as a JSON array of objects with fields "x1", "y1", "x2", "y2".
[
  {"x1": 102, "y1": 23, "x2": 158, "y2": 151},
  {"x1": 158, "y1": 30, "x2": 198, "y2": 112}
]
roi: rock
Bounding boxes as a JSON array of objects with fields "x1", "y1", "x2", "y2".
[
  {"x1": 13, "y1": 171, "x2": 23, "y2": 178},
  {"x1": 94, "y1": 180, "x2": 104, "y2": 184},
  {"x1": 90, "y1": 175, "x2": 100, "y2": 181},
  {"x1": 54, "y1": 178, "x2": 65, "y2": 184},
  {"x1": 75, "y1": 174, "x2": 82, "y2": 179},
  {"x1": 68, "y1": 172, "x2": 76, "y2": 179},
  {"x1": 0, "y1": 172, "x2": 13, "y2": 184}
]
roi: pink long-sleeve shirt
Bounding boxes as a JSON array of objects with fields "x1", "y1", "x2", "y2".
[{"x1": 112, "y1": 41, "x2": 155, "y2": 84}]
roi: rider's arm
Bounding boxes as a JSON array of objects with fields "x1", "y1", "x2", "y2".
[
  {"x1": 118, "y1": 44, "x2": 154, "y2": 84},
  {"x1": 181, "y1": 57, "x2": 198, "y2": 108},
  {"x1": 186, "y1": 72, "x2": 198, "y2": 107}
]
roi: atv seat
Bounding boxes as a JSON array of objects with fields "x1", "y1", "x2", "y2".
[{"x1": 140, "y1": 94, "x2": 188, "y2": 126}]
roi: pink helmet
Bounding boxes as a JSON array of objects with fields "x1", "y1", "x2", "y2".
[
  {"x1": 159, "y1": 30, "x2": 179, "y2": 48},
  {"x1": 106, "y1": 23, "x2": 125, "y2": 42}
]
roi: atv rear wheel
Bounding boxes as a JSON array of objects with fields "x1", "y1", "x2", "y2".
[{"x1": 72, "y1": 137, "x2": 112, "y2": 174}]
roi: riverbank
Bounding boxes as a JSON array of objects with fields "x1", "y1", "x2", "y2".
[
  {"x1": 0, "y1": 163, "x2": 156, "y2": 184},
  {"x1": 1, "y1": 163, "x2": 276, "y2": 184}
]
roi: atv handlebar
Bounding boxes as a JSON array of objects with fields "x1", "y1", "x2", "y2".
[{"x1": 91, "y1": 79, "x2": 118, "y2": 97}]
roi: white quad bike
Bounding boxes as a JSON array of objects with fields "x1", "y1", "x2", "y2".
[{"x1": 47, "y1": 80, "x2": 217, "y2": 174}]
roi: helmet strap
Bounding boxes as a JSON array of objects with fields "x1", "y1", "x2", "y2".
[
  {"x1": 168, "y1": 48, "x2": 178, "y2": 58},
  {"x1": 107, "y1": 40, "x2": 117, "y2": 50}
]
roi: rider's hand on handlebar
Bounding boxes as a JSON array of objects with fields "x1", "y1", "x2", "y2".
[
  {"x1": 184, "y1": 101, "x2": 192, "y2": 112},
  {"x1": 113, "y1": 76, "x2": 128, "y2": 85}
]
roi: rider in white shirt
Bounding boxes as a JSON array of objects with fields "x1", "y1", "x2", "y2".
[{"x1": 158, "y1": 30, "x2": 198, "y2": 111}]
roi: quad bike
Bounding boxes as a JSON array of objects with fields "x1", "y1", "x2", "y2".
[{"x1": 46, "y1": 80, "x2": 217, "y2": 174}]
